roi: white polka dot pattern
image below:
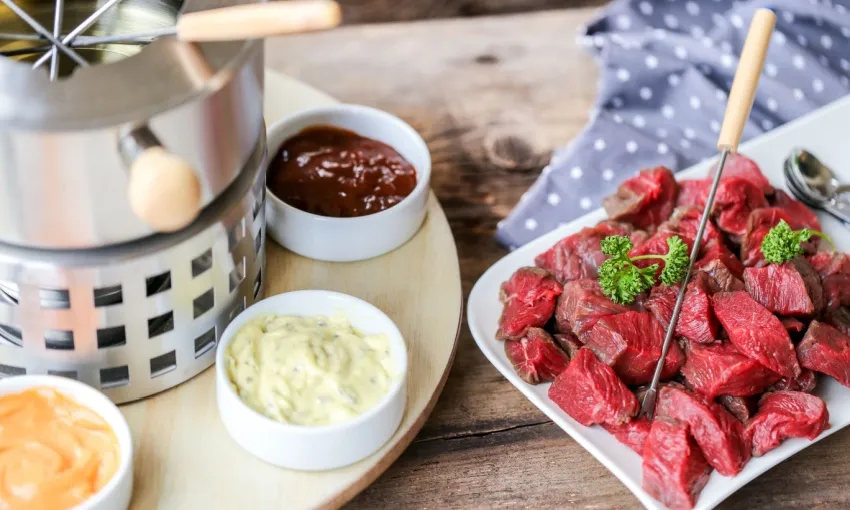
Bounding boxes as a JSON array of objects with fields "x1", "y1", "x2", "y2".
[{"x1": 496, "y1": 0, "x2": 850, "y2": 249}]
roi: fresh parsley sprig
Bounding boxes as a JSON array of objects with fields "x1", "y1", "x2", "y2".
[
  {"x1": 598, "y1": 235, "x2": 690, "y2": 304},
  {"x1": 760, "y1": 219, "x2": 835, "y2": 264}
]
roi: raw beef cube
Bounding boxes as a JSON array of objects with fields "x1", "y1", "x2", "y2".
[
  {"x1": 746, "y1": 391, "x2": 829, "y2": 457},
  {"x1": 741, "y1": 208, "x2": 816, "y2": 267},
  {"x1": 657, "y1": 386, "x2": 751, "y2": 476},
  {"x1": 695, "y1": 257, "x2": 745, "y2": 293},
  {"x1": 712, "y1": 291, "x2": 801, "y2": 379},
  {"x1": 696, "y1": 241, "x2": 746, "y2": 280},
  {"x1": 712, "y1": 177, "x2": 769, "y2": 239},
  {"x1": 797, "y1": 321, "x2": 850, "y2": 387},
  {"x1": 603, "y1": 166, "x2": 678, "y2": 229},
  {"x1": 743, "y1": 257, "x2": 824, "y2": 317},
  {"x1": 717, "y1": 395, "x2": 758, "y2": 423},
  {"x1": 548, "y1": 349, "x2": 638, "y2": 426},
  {"x1": 603, "y1": 417, "x2": 652, "y2": 455},
  {"x1": 642, "y1": 418, "x2": 712, "y2": 510},
  {"x1": 676, "y1": 179, "x2": 710, "y2": 209},
  {"x1": 534, "y1": 221, "x2": 633, "y2": 283},
  {"x1": 769, "y1": 368, "x2": 818, "y2": 394},
  {"x1": 555, "y1": 279, "x2": 630, "y2": 340},
  {"x1": 662, "y1": 206, "x2": 725, "y2": 247},
  {"x1": 771, "y1": 190, "x2": 822, "y2": 231},
  {"x1": 504, "y1": 328, "x2": 570, "y2": 384},
  {"x1": 680, "y1": 341, "x2": 781, "y2": 399},
  {"x1": 553, "y1": 332, "x2": 583, "y2": 358},
  {"x1": 628, "y1": 230, "x2": 695, "y2": 275},
  {"x1": 825, "y1": 307, "x2": 850, "y2": 336},
  {"x1": 781, "y1": 317, "x2": 807, "y2": 335},
  {"x1": 644, "y1": 275, "x2": 718, "y2": 345},
  {"x1": 709, "y1": 153, "x2": 774, "y2": 196},
  {"x1": 809, "y1": 252, "x2": 850, "y2": 312},
  {"x1": 586, "y1": 311, "x2": 686, "y2": 385},
  {"x1": 497, "y1": 267, "x2": 563, "y2": 340}
]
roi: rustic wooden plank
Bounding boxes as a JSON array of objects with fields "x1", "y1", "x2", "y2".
[
  {"x1": 266, "y1": 10, "x2": 850, "y2": 509},
  {"x1": 336, "y1": 0, "x2": 606, "y2": 25},
  {"x1": 267, "y1": 8, "x2": 601, "y2": 441}
]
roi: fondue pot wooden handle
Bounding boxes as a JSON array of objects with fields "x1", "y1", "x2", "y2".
[
  {"x1": 176, "y1": 0, "x2": 342, "y2": 42},
  {"x1": 128, "y1": 147, "x2": 202, "y2": 232}
]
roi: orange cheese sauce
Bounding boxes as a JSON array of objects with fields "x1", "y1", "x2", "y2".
[{"x1": 0, "y1": 387, "x2": 120, "y2": 510}]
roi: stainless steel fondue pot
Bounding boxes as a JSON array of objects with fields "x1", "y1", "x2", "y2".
[{"x1": 0, "y1": 0, "x2": 339, "y2": 402}]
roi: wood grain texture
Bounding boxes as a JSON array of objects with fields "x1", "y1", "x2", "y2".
[
  {"x1": 335, "y1": 0, "x2": 606, "y2": 24},
  {"x1": 120, "y1": 73, "x2": 463, "y2": 510},
  {"x1": 266, "y1": 9, "x2": 850, "y2": 510}
]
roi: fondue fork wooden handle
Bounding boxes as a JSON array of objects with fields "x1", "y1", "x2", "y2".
[
  {"x1": 717, "y1": 8, "x2": 776, "y2": 152},
  {"x1": 176, "y1": 0, "x2": 342, "y2": 42}
]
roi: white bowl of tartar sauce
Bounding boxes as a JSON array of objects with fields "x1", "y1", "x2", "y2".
[{"x1": 215, "y1": 290, "x2": 408, "y2": 471}]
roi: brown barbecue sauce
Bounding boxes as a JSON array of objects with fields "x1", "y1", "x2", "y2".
[{"x1": 267, "y1": 126, "x2": 417, "y2": 218}]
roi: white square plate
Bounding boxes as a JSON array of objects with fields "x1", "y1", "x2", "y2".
[{"x1": 467, "y1": 96, "x2": 850, "y2": 510}]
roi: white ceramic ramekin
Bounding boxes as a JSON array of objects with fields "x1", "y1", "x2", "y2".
[
  {"x1": 265, "y1": 104, "x2": 431, "y2": 262},
  {"x1": 215, "y1": 290, "x2": 408, "y2": 471},
  {"x1": 0, "y1": 375, "x2": 134, "y2": 510}
]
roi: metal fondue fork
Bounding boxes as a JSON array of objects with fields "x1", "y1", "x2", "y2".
[{"x1": 639, "y1": 8, "x2": 777, "y2": 418}]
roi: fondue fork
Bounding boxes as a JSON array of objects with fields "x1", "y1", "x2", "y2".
[{"x1": 638, "y1": 8, "x2": 777, "y2": 418}]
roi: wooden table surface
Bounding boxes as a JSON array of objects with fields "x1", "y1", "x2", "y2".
[{"x1": 266, "y1": 5, "x2": 850, "y2": 509}]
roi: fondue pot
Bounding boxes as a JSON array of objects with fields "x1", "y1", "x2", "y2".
[{"x1": 0, "y1": 0, "x2": 339, "y2": 402}]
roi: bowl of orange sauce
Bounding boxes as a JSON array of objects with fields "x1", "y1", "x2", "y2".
[{"x1": 0, "y1": 375, "x2": 133, "y2": 510}]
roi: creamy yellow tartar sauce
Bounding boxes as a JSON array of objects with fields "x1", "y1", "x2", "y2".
[{"x1": 225, "y1": 314, "x2": 396, "y2": 426}]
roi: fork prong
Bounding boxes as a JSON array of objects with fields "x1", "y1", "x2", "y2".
[{"x1": 49, "y1": 0, "x2": 63, "y2": 80}]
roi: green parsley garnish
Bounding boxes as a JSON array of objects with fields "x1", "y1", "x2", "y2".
[
  {"x1": 760, "y1": 219, "x2": 835, "y2": 264},
  {"x1": 598, "y1": 235, "x2": 690, "y2": 304}
]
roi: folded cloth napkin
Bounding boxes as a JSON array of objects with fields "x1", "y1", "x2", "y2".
[{"x1": 496, "y1": 0, "x2": 850, "y2": 249}]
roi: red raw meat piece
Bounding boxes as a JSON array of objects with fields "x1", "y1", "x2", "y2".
[
  {"x1": 825, "y1": 307, "x2": 850, "y2": 336},
  {"x1": 769, "y1": 368, "x2": 818, "y2": 393},
  {"x1": 741, "y1": 208, "x2": 818, "y2": 267},
  {"x1": 746, "y1": 391, "x2": 829, "y2": 457},
  {"x1": 553, "y1": 332, "x2": 583, "y2": 359},
  {"x1": 555, "y1": 279, "x2": 630, "y2": 340},
  {"x1": 717, "y1": 395, "x2": 758, "y2": 423},
  {"x1": 534, "y1": 221, "x2": 633, "y2": 284},
  {"x1": 680, "y1": 341, "x2": 781, "y2": 399},
  {"x1": 497, "y1": 267, "x2": 563, "y2": 341},
  {"x1": 781, "y1": 317, "x2": 807, "y2": 335},
  {"x1": 695, "y1": 257, "x2": 745, "y2": 293},
  {"x1": 709, "y1": 153, "x2": 774, "y2": 195},
  {"x1": 504, "y1": 328, "x2": 570, "y2": 384},
  {"x1": 630, "y1": 229, "x2": 652, "y2": 246},
  {"x1": 603, "y1": 417, "x2": 652, "y2": 455},
  {"x1": 662, "y1": 206, "x2": 725, "y2": 247},
  {"x1": 657, "y1": 386, "x2": 751, "y2": 476},
  {"x1": 696, "y1": 241, "x2": 746, "y2": 280},
  {"x1": 797, "y1": 321, "x2": 850, "y2": 387},
  {"x1": 585, "y1": 311, "x2": 686, "y2": 385},
  {"x1": 712, "y1": 177, "x2": 769, "y2": 239},
  {"x1": 644, "y1": 275, "x2": 718, "y2": 345},
  {"x1": 548, "y1": 348, "x2": 638, "y2": 426},
  {"x1": 603, "y1": 166, "x2": 678, "y2": 229},
  {"x1": 771, "y1": 190, "x2": 822, "y2": 231},
  {"x1": 809, "y1": 252, "x2": 850, "y2": 312},
  {"x1": 676, "y1": 179, "x2": 710, "y2": 209},
  {"x1": 642, "y1": 418, "x2": 712, "y2": 510},
  {"x1": 628, "y1": 230, "x2": 695, "y2": 276},
  {"x1": 712, "y1": 291, "x2": 801, "y2": 379},
  {"x1": 743, "y1": 258, "x2": 824, "y2": 317}
]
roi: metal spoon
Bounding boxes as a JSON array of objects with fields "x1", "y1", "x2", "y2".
[{"x1": 785, "y1": 149, "x2": 850, "y2": 224}]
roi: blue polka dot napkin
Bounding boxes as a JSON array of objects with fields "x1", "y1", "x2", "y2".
[{"x1": 495, "y1": 0, "x2": 850, "y2": 249}]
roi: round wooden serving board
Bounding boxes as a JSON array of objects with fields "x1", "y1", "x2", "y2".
[{"x1": 120, "y1": 70, "x2": 463, "y2": 510}]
